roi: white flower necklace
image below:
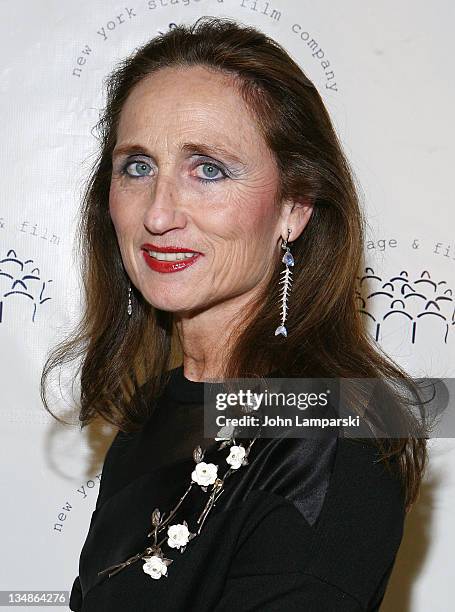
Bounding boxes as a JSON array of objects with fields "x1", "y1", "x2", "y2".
[{"x1": 97, "y1": 434, "x2": 258, "y2": 581}]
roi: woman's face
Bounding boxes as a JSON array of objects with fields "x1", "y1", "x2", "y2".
[{"x1": 109, "y1": 65, "x2": 289, "y2": 315}]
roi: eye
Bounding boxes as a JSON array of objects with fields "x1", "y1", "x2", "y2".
[
  {"x1": 195, "y1": 162, "x2": 227, "y2": 183},
  {"x1": 122, "y1": 160, "x2": 153, "y2": 178}
]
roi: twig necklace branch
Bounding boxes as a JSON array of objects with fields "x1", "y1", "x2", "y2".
[{"x1": 98, "y1": 434, "x2": 259, "y2": 581}]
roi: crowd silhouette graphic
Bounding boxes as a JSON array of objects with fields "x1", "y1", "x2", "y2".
[
  {"x1": 0, "y1": 248, "x2": 53, "y2": 323},
  {"x1": 356, "y1": 268, "x2": 455, "y2": 344}
]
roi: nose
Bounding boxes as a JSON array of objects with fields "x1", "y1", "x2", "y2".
[{"x1": 142, "y1": 173, "x2": 186, "y2": 234}]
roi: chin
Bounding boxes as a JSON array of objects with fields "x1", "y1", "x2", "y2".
[{"x1": 143, "y1": 292, "x2": 202, "y2": 314}]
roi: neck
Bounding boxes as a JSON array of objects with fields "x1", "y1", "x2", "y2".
[{"x1": 172, "y1": 290, "x2": 260, "y2": 382}]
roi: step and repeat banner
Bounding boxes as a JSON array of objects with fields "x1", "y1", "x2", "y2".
[{"x1": 1, "y1": 1, "x2": 453, "y2": 610}]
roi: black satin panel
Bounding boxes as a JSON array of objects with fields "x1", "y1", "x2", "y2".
[{"x1": 78, "y1": 365, "x2": 338, "y2": 598}]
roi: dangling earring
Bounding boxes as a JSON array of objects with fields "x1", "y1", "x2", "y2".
[
  {"x1": 127, "y1": 284, "x2": 132, "y2": 316},
  {"x1": 274, "y1": 228, "x2": 294, "y2": 337}
]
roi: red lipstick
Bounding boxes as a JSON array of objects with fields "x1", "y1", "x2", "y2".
[{"x1": 141, "y1": 243, "x2": 203, "y2": 274}]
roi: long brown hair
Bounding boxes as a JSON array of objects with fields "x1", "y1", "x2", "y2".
[{"x1": 41, "y1": 16, "x2": 430, "y2": 510}]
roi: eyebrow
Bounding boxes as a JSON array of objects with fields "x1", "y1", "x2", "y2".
[
  {"x1": 181, "y1": 142, "x2": 246, "y2": 166},
  {"x1": 112, "y1": 141, "x2": 246, "y2": 166}
]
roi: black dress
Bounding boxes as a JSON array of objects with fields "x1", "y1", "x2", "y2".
[{"x1": 69, "y1": 365, "x2": 406, "y2": 611}]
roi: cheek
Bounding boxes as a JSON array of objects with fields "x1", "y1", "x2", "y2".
[
  {"x1": 206, "y1": 187, "x2": 278, "y2": 280},
  {"x1": 108, "y1": 180, "x2": 121, "y2": 221},
  {"x1": 109, "y1": 181, "x2": 133, "y2": 232},
  {"x1": 108, "y1": 185, "x2": 137, "y2": 256},
  {"x1": 224, "y1": 180, "x2": 279, "y2": 242}
]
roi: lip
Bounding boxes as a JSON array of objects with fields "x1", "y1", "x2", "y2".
[
  {"x1": 141, "y1": 244, "x2": 203, "y2": 274},
  {"x1": 141, "y1": 243, "x2": 201, "y2": 254}
]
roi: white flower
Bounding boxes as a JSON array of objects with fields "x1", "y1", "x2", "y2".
[
  {"x1": 142, "y1": 555, "x2": 168, "y2": 579},
  {"x1": 226, "y1": 445, "x2": 246, "y2": 470},
  {"x1": 191, "y1": 461, "x2": 218, "y2": 487},
  {"x1": 167, "y1": 523, "x2": 190, "y2": 549}
]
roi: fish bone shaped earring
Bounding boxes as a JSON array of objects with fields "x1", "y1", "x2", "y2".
[
  {"x1": 274, "y1": 228, "x2": 294, "y2": 338},
  {"x1": 127, "y1": 284, "x2": 132, "y2": 316}
]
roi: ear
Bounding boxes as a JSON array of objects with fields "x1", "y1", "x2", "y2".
[{"x1": 280, "y1": 196, "x2": 314, "y2": 242}]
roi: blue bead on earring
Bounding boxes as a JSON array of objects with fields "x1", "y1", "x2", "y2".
[{"x1": 274, "y1": 228, "x2": 294, "y2": 337}]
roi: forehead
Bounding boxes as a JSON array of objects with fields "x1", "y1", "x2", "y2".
[{"x1": 116, "y1": 65, "x2": 269, "y2": 154}]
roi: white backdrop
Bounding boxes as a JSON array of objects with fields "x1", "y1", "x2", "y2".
[{"x1": 1, "y1": 1, "x2": 454, "y2": 610}]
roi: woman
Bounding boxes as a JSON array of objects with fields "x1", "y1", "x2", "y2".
[{"x1": 41, "y1": 16, "x2": 428, "y2": 611}]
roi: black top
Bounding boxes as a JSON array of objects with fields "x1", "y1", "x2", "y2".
[{"x1": 69, "y1": 365, "x2": 406, "y2": 611}]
